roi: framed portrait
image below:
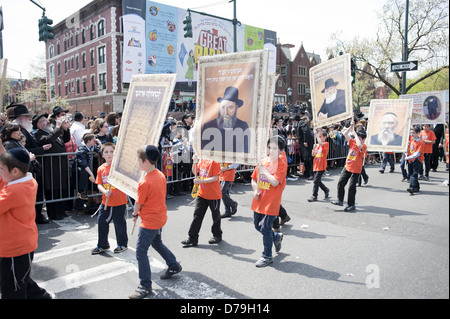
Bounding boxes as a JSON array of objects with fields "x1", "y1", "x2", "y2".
[
  {"x1": 109, "y1": 74, "x2": 176, "y2": 199},
  {"x1": 309, "y1": 53, "x2": 353, "y2": 128},
  {"x1": 400, "y1": 91, "x2": 446, "y2": 125},
  {"x1": 366, "y1": 99, "x2": 413, "y2": 153},
  {"x1": 192, "y1": 49, "x2": 270, "y2": 165}
]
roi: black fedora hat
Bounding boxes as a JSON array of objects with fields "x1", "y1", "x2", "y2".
[
  {"x1": 321, "y1": 78, "x2": 339, "y2": 93},
  {"x1": 217, "y1": 87, "x2": 244, "y2": 108},
  {"x1": 32, "y1": 113, "x2": 48, "y2": 129},
  {"x1": 52, "y1": 105, "x2": 69, "y2": 115},
  {"x1": 10, "y1": 104, "x2": 31, "y2": 119}
]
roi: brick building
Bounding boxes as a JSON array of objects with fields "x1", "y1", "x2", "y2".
[
  {"x1": 45, "y1": 0, "x2": 124, "y2": 118},
  {"x1": 275, "y1": 43, "x2": 320, "y2": 108}
]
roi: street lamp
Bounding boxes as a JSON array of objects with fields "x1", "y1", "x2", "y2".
[{"x1": 287, "y1": 87, "x2": 292, "y2": 104}]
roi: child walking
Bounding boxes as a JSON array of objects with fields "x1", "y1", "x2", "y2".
[
  {"x1": 181, "y1": 155, "x2": 223, "y2": 247},
  {"x1": 405, "y1": 126, "x2": 424, "y2": 194},
  {"x1": 251, "y1": 136, "x2": 287, "y2": 267},
  {"x1": 308, "y1": 129, "x2": 330, "y2": 202},
  {"x1": 129, "y1": 145, "x2": 181, "y2": 299},
  {"x1": 91, "y1": 142, "x2": 129, "y2": 254},
  {"x1": 0, "y1": 145, "x2": 52, "y2": 299}
]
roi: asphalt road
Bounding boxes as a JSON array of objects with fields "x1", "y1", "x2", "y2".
[{"x1": 23, "y1": 162, "x2": 450, "y2": 301}]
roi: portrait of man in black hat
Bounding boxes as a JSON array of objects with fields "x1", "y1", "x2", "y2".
[
  {"x1": 317, "y1": 78, "x2": 346, "y2": 119},
  {"x1": 201, "y1": 86, "x2": 250, "y2": 153}
]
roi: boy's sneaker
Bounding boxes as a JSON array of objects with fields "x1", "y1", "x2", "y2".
[
  {"x1": 255, "y1": 256, "x2": 273, "y2": 268},
  {"x1": 344, "y1": 205, "x2": 356, "y2": 212},
  {"x1": 113, "y1": 246, "x2": 128, "y2": 253},
  {"x1": 181, "y1": 238, "x2": 198, "y2": 247},
  {"x1": 331, "y1": 200, "x2": 343, "y2": 206},
  {"x1": 129, "y1": 286, "x2": 152, "y2": 299},
  {"x1": 91, "y1": 246, "x2": 108, "y2": 255},
  {"x1": 307, "y1": 196, "x2": 317, "y2": 202},
  {"x1": 279, "y1": 215, "x2": 291, "y2": 226},
  {"x1": 208, "y1": 237, "x2": 222, "y2": 244},
  {"x1": 324, "y1": 190, "x2": 330, "y2": 199},
  {"x1": 274, "y1": 233, "x2": 283, "y2": 253},
  {"x1": 160, "y1": 263, "x2": 182, "y2": 279}
]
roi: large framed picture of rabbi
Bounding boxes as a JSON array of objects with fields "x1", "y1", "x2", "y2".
[
  {"x1": 309, "y1": 53, "x2": 353, "y2": 128},
  {"x1": 192, "y1": 49, "x2": 270, "y2": 165},
  {"x1": 366, "y1": 99, "x2": 413, "y2": 153},
  {"x1": 109, "y1": 74, "x2": 176, "y2": 199}
]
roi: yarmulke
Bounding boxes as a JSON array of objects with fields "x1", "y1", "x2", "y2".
[
  {"x1": 7, "y1": 147, "x2": 31, "y2": 165},
  {"x1": 145, "y1": 145, "x2": 160, "y2": 162}
]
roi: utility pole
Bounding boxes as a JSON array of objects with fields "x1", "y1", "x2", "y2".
[{"x1": 402, "y1": 0, "x2": 409, "y2": 95}]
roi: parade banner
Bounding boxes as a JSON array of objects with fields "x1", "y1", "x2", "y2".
[
  {"x1": 122, "y1": 0, "x2": 147, "y2": 83},
  {"x1": 400, "y1": 91, "x2": 446, "y2": 125},
  {"x1": 309, "y1": 53, "x2": 353, "y2": 128},
  {"x1": 109, "y1": 74, "x2": 176, "y2": 199},
  {"x1": 192, "y1": 49, "x2": 269, "y2": 165},
  {"x1": 366, "y1": 99, "x2": 413, "y2": 153}
]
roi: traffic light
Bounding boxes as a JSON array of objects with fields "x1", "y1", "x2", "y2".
[
  {"x1": 350, "y1": 57, "x2": 356, "y2": 84},
  {"x1": 38, "y1": 15, "x2": 54, "y2": 42},
  {"x1": 183, "y1": 15, "x2": 193, "y2": 38}
]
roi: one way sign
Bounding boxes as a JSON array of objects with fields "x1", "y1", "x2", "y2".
[{"x1": 391, "y1": 61, "x2": 419, "y2": 72}]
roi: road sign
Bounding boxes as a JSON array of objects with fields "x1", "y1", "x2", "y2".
[{"x1": 391, "y1": 61, "x2": 418, "y2": 72}]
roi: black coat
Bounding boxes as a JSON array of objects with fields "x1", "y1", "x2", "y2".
[{"x1": 34, "y1": 128, "x2": 71, "y2": 190}]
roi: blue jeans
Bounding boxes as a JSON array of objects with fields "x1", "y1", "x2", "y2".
[
  {"x1": 97, "y1": 204, "x2": 128, "y2": 249},
  {"x1": 136, "y1": 227, "x2": 178, "y2": 288},
  {"x1": 253, "y1": 212, "x2": 280, "y2": 258}
]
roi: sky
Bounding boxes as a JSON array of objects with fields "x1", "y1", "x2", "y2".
[{"x1": 0, "y1": 0, "x2": 387, "y2": 79}]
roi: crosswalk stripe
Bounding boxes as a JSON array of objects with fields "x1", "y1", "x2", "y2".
[{"x1": 34, "y1": 240, "x2": 98, "y2": 263}]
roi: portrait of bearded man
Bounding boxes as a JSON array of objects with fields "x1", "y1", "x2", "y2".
[
  {"x1": 370, "y1": 112, "x2": 403, "y2": 146},
  {"x1": 317, "y1": 78, "x2": 347, "y2": 119},
  {"x1": 201, "y1": 86, "x2": 250, "y2": 153}
]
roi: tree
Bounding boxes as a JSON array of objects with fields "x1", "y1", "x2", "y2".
[{"x1": 328, "y1": 0, "x2": 449, "y2": 97}]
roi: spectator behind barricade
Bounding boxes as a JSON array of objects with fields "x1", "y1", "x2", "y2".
[
  {"x1": 111, "y1": 124, "x2": 120, "y2": 144},
  {"x1": 106, "y1": 112, "x2": 120, "y2": 134},
  {"x1": 162, "y1": 142, "x2": 174, "y2": 199},
  {"x1": 70, "y1": 112, "x2": 87, "y2": 147},
  {"x1": 91, "y1": 118, "x2": 113, "y2": 144},
  {"x1": 76, "y1": 133, "x2": 101, "y2": 201},
  {"x1": 33, "y1": 113, "x2": 71, "y2": 220}
]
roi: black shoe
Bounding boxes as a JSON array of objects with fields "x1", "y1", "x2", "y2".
[
  {"x1": 208, "y1": 237, "x2": 222, "y2": 244},
  {"x1": 379, "y1": 169, "x2": 384, "y2": 174},
  {"x1": 324, "y1": 190, "x2": 330, "y2": 199},
  {"x1": 181, "y1": 238, "x2": 198, "y2": 247},
  {"x1": 160, "y1": 263, "x2": 182, "y2": 279},
  {"x1": 221, "y1": 212, "x2": 232, "y2": 218},
  {"x1": 36, "y1": 216, "x2": 50, "y2": 224},
  {"x1": 307, "y1": 196, "x2": 317, "y2": 202},
  {"x1": 279, "y1": 215, "x2": 291, "y2": 226},
  {"x1": 344, "y1": 205, "x2": 356, "y2": 212},
  {"x1": 129, "y1": 286, "x2": 152, "y2": 299},
  {"x1": 231, "y1": 203, "x2": 238, "y2": 215}
]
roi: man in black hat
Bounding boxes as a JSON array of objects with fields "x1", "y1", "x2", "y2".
[
  {"x1": 201, "y1": 86, "x2": 250, "y2": 153},
  {"x1": 317, "y1": 78, "x2": 346, "y2": 119}
]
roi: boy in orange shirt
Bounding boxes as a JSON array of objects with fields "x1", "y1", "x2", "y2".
[
  {"x1": 419, "y1": 124, "x2": 436, "y2": 180},
  {"x1": 406, "y1": 126, "x2": 425, "y2": 194},
  {"x1": 308, "y1": 129, "x2": 330, "y2": 202},
  {"x1": 331, "y1": 121, "x2": 367, "y2": 212},
  {"x1": 0, "y1": 145, "x2": 51, "y2": 299},
  {"x1": 129, "y1": 145, "x2": 181, "y2": 299},
  {"x1": 182, "y1": 155, "x2": 223, "y2": 247},
  {"x1": 220, "y1": 162, "x2": 239, "y2": 218},
  {"x1": 92, "y1": 142, "x2": 129, "y2": 255},
  {"x1": 251, "y1": 136, "x2": 287, "y2": 267}
]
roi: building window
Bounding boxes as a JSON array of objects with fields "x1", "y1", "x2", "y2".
[
  {"x1": 280, "y1": 66, "x2": 286, "y2": 76},
  {"x1": 99, "y1": 73, "x2": 107, "y2": 90},
  {"x1": 298, "y1": 83, "x2": 306, "y2": 95},
  {"x1": 82, "y1": 53, "x2": 86, "y2": 69},
  {"x1": 98, "y1": 46, "x2": 106, "y2": 64},
  {"x1": 83, "y1": 80, "x2": 87, "y2": 93},
  {"x1": 98, "y1": 20, "x2": 105, "y2": 37},
  {"x1": 91, "y1": 75, "x2": 96, "y2": 92},
  {"x1": 76, "y1": 55, "x2": 79, "y2": 70},
  {"x1": 49, "y1": 65, "x2": 55, "y2": 80},
  {"x1": 90, "y1": 50, "x2": 95, "y2": 67},
  {"x1": 57, "y1": 62, "x2": 61, "y2": 77},
  {"x1": 49, "y1": 45, "x2": 54, "y2": 59},
  {"x1": 77, "y1": 79, "x2": 80, "y2": 94},
  {"x1": 82, "y1": 29, "x2": 86, "y2": 44},
  {"x1": 298, "y1": 66, "x2": 306, "y2": 77},
  {"x1": 90, "y1": 25, "x2": 95, "y2": 40}
]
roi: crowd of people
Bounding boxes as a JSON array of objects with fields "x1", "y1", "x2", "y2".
[{"x1": 1, "y1": 101, "x2": 449, "y2": 299}]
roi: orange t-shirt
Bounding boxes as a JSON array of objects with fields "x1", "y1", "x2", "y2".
[
  {"x1": 136, "y1": 169, "x2": 168, "y2": 230},
  {"x1": 251, "y1": 155, "x2": 287, "y2": 216},
  {"x1": 197, "y1": 160, "x2": 222, "y2": 200},
  {"x1": 219, "y1": 163, "x2": 236, "y2": 182},
  {"x1": 345, "y1": 139, "x2": 367, "y2": 174},
  {"x1": 96, "y1": 163, "x2": 128, "y2": 207},
  {"x1": 420, "y1": 130, "x2": 436, "y2": 154},
  {"x1": 313, "y1": 142, "x2": 329, "y2": 172},
  {"x1": 0, "y1": 174, "x2": 38, "y2": 258},
  {"x1": 408, "y1": 138, "x2": 425, "y2": 163}
]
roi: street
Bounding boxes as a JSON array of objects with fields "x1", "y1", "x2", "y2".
[{"x1": 30, "y1": 163, "x2": 449, "y2": 300}]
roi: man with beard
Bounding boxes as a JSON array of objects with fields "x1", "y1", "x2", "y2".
[
  {"x1": 370, "y1": 112, "x2": 403, "y2": 146},
  {"x1": 11, "y1": 104, "x2": 52, "y2": 224},
  {"x1": 201, "y1": 87, "x2": 250, "y2": 154},
  {"x1": 317, "y1": 78, "x2": 346, "y2": 119},
  {"x1": 33, "y1": 113, "x2": 71, "y2": 220}
]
